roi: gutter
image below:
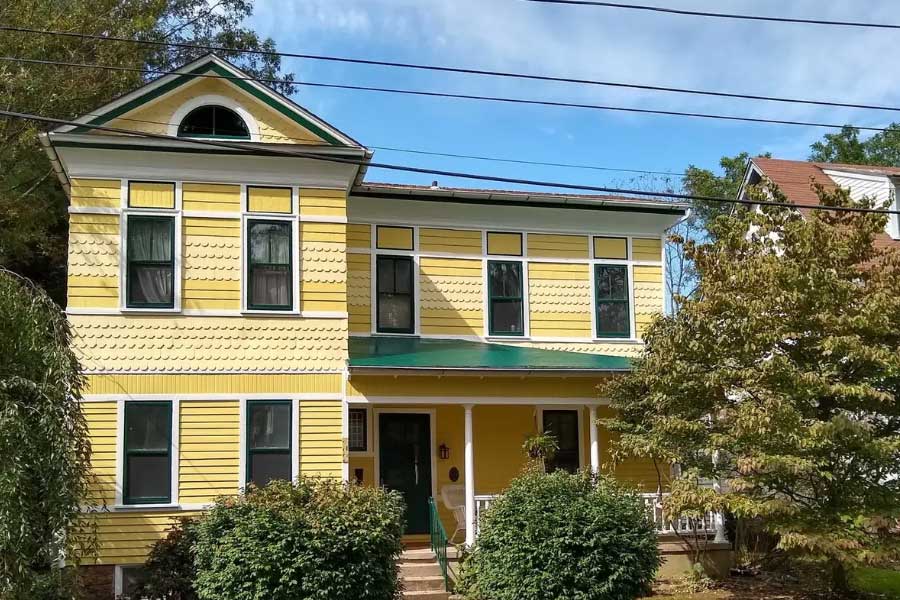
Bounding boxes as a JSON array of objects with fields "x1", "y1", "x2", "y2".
[
  {"x1": 38, "y1": 132, "x2": 70, "y2": 196},
  {"x1": 347, "y1": 366, "x2": 630, "y2": 376}
]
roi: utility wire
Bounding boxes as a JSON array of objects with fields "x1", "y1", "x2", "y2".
[
  {"x1": 3, "y1": 108, "x2": 899, "y2": 216},
  {"x1": 3, "y1": 25, "x2": 900, "y2": 113},
  {"x1": 1, "y1": 55, "x2": 897, "y2": 134},
  {"x1": 524, "y1": 0, "x2": 900, "y2": 30}
]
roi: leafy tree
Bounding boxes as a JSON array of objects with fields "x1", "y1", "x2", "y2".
[
  {"x1": 128, "y1": 518, "x2": 199, "y2": 600},
  {"x1": 0, "y1": 270, "x2": 93, "y2": 598},
  {"x1": 603, "y1": 182, "x2": 900, "y2": 594},
  {"x1": 809, "y1": 123, "x2": 900, "y2": 166},
  {"x1": 682, "y1": 151, "x2": 769, "y2": 224},
  {"x1": 0, "y1": 0, "x2": 295, "y2": 303}
]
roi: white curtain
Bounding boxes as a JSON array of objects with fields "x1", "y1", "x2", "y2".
[
  {"x1": 129, "y1": 219, "x2": 173, "y2": 304},
  {"x1": 250, "y1": 223, "x2": 291, "y2": 306}
]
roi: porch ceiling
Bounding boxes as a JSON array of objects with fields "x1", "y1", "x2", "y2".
[{"x1": 348, "y1": 336, "x2": 632, "y2": 372}]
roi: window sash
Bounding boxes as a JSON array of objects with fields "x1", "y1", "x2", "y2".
[
  {"x1": 246, "y1": 401, "x2": 292, "y2": 486},
  {"x1": 488, "y1": 261, "x2": 524, "y2": 336},
  {"x1": 349, "y1": 409, "x2": 367, "y2": 452},
  {"x1": 123, "y1": 401, "x2": 172, "y2": 504},
  {"x1": 595, "y1": 265, "x2": 631, "y2": 338},
  {"x1": 126, "y1": 216, "x2": 175, "y2": 309},
  {"x1": 376, "y1": 256, "x2": 414, "y2": 333},
  {"x1": 247, "y1": 220, "x2": 293, "y2": 310}
]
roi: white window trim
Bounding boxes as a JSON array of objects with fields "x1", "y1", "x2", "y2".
[
  {"x1": 119, "y1": 179, "x2": 183, "y2": 313},
  {"x1": 370, "y1": 225, "x2": 419, "y2": 335},
  {"x1": 115, "y1": 398, "x2": 180, "y2": 508},
  {"x1": 167, "y1": 93, "x2": 261, "y2": 142},
  {"x1": 240, "y1": 207, "x2": 301, "y2": 314},
  {"x1": 484, "y1": 256, "x2": 530, "y2": 339},
  {"x1": 238, "y1": 397, "x2": 301, "y2": 489}
]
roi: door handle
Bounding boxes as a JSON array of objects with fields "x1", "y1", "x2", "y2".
[{"x1": 414, "y1": 463, "x2": 419, "y2": 485}]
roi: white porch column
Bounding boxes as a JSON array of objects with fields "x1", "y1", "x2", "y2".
[
  {"x1": 588, "y1": 405, "x2": 600, "y2": 474},
  {"x1": 464, "y1": 404, "x2": 476, "y2": 546}
]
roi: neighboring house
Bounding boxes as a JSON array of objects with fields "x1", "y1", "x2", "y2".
[
  {"x1": 43, "y1": 55, "x2": 718, "y2": 597},
  {"x1": 740, "y1": 157, "x2": 900, "y2": 248}
]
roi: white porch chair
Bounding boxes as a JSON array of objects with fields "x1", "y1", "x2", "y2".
[{"x1": 440, "y1": 484, "x2": 466, "y2": 544}]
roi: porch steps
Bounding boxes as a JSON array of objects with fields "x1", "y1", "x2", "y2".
[{"x1": 399, "y1": 547, "x2": 451, "y2": 600}]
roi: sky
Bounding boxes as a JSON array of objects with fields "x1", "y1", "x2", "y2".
[{"x1": 245, "y1": 0, "x2": 900, "y2": 193}]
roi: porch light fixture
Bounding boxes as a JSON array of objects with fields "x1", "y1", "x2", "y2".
[{"x1": 439, "y1": 443, "x2": 450, "y2": 460}]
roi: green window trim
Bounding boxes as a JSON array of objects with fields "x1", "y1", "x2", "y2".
[
  {"x1": 246, "y1": 400, "x2": 292, "y2": 487},
  {"x1": 126, "y1": 215, "x2": 175, "y2": 309},
  {"x1": 123, "y1": 401, "x2": 172, "y2": 505},
  {"x1": 375, "y1": 255, "x2": 415, "y2": 334},
  {"x1": 595, "y1": 264, "x2": 631, "y2": 338},
  {"x1": 488, "y1": 260, "x2": 525, "y2": 337},
  {"x1": 246, "y1": 219, "x2": 293, "y2": 311}
]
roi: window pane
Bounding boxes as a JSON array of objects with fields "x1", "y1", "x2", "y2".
[
  {"x1": 376, "y1": 258, "x2": 396, "y2": 294},
  {"x1": 489, "y1": 262, "x2": 521, "y2": 298},
  {"x1": 178, "y1": 106, "x2": 215, "y2": 136},
  {"x1": 214, "y1": 106, "x2": 250, "y2": 137},
  {"x1": 121, "y1": 566, "x2": 148, "y2": 597},
  {"x1": 249, "y1": 452, "x2": 291, "y2": 487},
  {"x1": 129, "y1": 219, "x2": 172, "y2": 261},
  {"x1": 250, "y1": 266, "x2": 290, "y2": 307},
  {"x1": 598, "y1": 302, "x2": 629, "y2": 335},
  {"x1": 378, "y1": 294, "x2": 412, "y2": 331},
  {"x1": 349, "y1": 409, "x2": 367, "y2": 452},
  {"x1": 394, "y1": 260, "x2": 412, "y2": 294},
  {"x1": 596, "y1": 266, "x2": 627, "y2": 300},
  {"x1": 250, "y1": 222, "x2": 291, "y2": 265},
  {"x1": 126, "y1": 404, "x2": 170, "y2": 451},
  {"x1": 491, "y1": 299, "x2": 523, "y2": 334},
  {"x1": 129, "y1": 265, "x2": 174, "y2": 306},
  {"x1": 126, "y1": 454, "x2": 170, "y2": 500},
  {"x1": 249, "y1": 403, "x2": 291, "y2": 449}
]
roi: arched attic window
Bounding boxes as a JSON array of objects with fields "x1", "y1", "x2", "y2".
[{"x1": 177, "y1": 105, "x2": 250, "y2": 139}]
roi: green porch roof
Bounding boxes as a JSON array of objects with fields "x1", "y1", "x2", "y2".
[{"x1": 348, "y1": 336, "x2": 632, "y2": 372}]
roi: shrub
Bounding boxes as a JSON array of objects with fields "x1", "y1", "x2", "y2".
[
  {"x1": 193, "y1": 478, "x2": 404, "y2": 600},
  {"x1": 127, "y1": 518, "x2": 198, "y2": 600},
  {"x1": 458, "y1": 470, "x2": 660, "y2": 600}
]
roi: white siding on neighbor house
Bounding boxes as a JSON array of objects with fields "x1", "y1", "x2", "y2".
[{"x1": 823, "y1": 169, "x2": 899, "y2": 240}]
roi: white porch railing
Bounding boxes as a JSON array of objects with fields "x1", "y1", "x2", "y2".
[{"x1": 471, "y1": 492, "x2": 726, "y2": 541}]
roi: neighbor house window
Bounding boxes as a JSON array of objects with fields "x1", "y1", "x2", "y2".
[
  {"x1": 247, "y1": 220, "x2": 292, "y2": 310},
  {"x1": 349, "y1": 408, "x2": 367, "y2": 452},
  {"x1": 247, "y1": 400, "x2": 292, "y2": 487},
  {"x1": 124, "y1": 401, "x2": 172, "y2": 504},
  {"x1": 177, "y1": 105, "x2": 250, "y2": 139},
  {"x1": 126, "y1": 216, "x2": 175, "y2": 308},
  {"x1": 488, "y1": 261, "x2": 524, "y2": 336},
  {"x1": 595, "y1": 265, "x2": 630, "y2": 338},
  {"x1": 376, "y1": 255, "x2": 414, "y2": 333}
]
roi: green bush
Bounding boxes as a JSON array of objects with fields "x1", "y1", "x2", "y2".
[
  {"x1": 458, "y1": 470, "x2": 660, "y2": 600},
  {"x1": 193, "y1": 478, "x2": 405, "y2": 600},
  {"x1": 128, "y1": 517, "x2": 198, "y2": 600}
]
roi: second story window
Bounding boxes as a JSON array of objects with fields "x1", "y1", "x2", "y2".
[
  {"x1": 126, "y1": 216, "x2": 175, "y2": 308},
  {"x1": 247, "y1": 220, "x2": 292, "y2": 311},
  {"x1": 376, "y1": 255, "x2": 414, "y2": 333},
  {"x1": 247, "y1": 400, "x2": 292, "y2": 487},
  {"x1": 124, "y1": 401, "x2": 172, "y2": 505},
  {"x1": 488, "y1": 261, "x2": 524, "y2": 336},
  {"x1": 595, "y1": 265, "x2": 630, "y2": 338},
  {"x1": 177, "y1": 105, "x2": 250, "y2": 139}
]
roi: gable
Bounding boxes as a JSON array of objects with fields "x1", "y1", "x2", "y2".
[{"x1": 62, "y1": 57, "x2": 358, "y2": 147}]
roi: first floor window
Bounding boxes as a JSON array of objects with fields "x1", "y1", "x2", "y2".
[
  {"x1": 595, "y1": 265, "x2": 630, "y2": 337},
  {"x1": 488, "y1": 261, "x2": 524, "y2": 336},
  {"x1": 248, "y1": 220, "x2": 292, "y2": 310},
  {"x1": 124, "y1": 401, "x2": 172, "y2": 504},
  {"x1": 126, "y1": 215, "x2": 175, "y2": 308},
  {"x1": 247, "y1": 400, "x2": 292, "y2": 487},
  {"x1": 542, "y1": 410, "x2": 579, "y2": 474},
  {"x1": 349, "y1": 408, "x2": 367, "y2": 452},
  {"x1": 376, "y1": 255, "x2": 414, "y2": 333},
  {"x1": 120, "y1": 566, "x2": 148, "y2": 597}
]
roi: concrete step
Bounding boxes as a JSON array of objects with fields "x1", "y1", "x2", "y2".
[
  {"x1": 402, "y1": 592, "x2": 451, "y2": 600},
  {"x1": 403, "y1": 575, "x2": 447, "y2": 592},
  {"x1": 400, "y1": 548, "x2": 437, "y2": 563},
  {"x1": 399, "y1": 562, "x2": 444, "y2": 578}
]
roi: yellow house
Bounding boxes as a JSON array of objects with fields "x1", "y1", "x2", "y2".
[{"x1": 42, "y1": 55, "x2": 719, "y2": 597}]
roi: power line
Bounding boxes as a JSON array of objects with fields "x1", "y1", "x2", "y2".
[
  {"x1": 524, "y1": 0, "x2": 900, "y2": 30},
  {"x1": 3, "y1": 107, "x2": 899, "y2": 217},
  {"x1": 4, "y1": 25, "x2": 900, "y2": 114},
  {"x1": 2, "y1": 55, "x2": 897, "y2": 134}
]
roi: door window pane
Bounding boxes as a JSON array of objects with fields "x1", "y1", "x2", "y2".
[
  {"x1": 124, "y1": 401, "x2": 172, "y2": 504},
  {"x1": 595, "y1": 265, "x2": 630, "y2": 337},
  {"x1": 488, "y1": 261, "x2": 524, "y2": 336},
  {"x1": 248, "y1": 220, "x2": 292, "y2": 310},
  {"x1": 376, "y1": 256, "x2": 414, "y2": 333},
  {"x1": 127, "y1": 216, "x2": 174, "y2": 308},
  {"x1": 247, "y1": 401, "x2": 292, "y2": 487}
]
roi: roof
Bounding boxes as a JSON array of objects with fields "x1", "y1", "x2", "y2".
[
  {"x1": 348, "y1": 336, "x2": 632, "y2": 372},
  {"x1": 352, "y1": 182, "x2": 688, "y2": 215}
]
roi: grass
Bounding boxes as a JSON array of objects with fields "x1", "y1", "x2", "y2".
[{"x1": 851, "y1": 567, "x2": 900, "y2": 598}]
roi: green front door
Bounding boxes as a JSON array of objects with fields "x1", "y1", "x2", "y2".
[{"x1": 379, "y1": 413, "x2": 432, "y2": 535}]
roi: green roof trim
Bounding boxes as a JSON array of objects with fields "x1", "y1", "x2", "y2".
[
  {"x1": 72, "y1": 61, "x2": 345, "y2": 146},
  {"x1": 348, "y1": 336, "x2": 632, "y2": 371}
]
